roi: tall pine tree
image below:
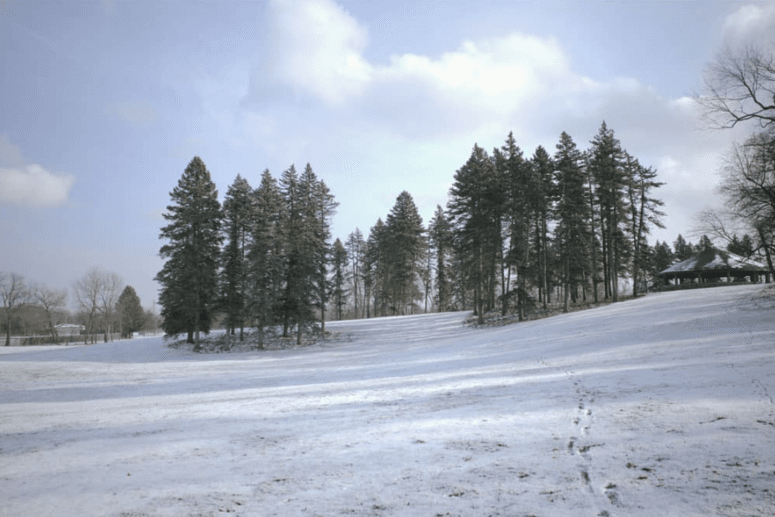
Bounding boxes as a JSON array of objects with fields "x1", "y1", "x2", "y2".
[
  {"x1": 221, "y1": 174, "x2": 254, "y2": 342},
  {"x1": 332, "y1": 238, "x2": 348, "y2": 320},
  {"x1": 247, "y1": 169, "x2": 285, "y2": 347},
  {"x1": 428, "y1": 205, "x2": 453, "y2": 312},
  {"x1": 156, "y1": 156, "x2": 222, "y2": 349},
  {"x1": 588, "y1": 122, "x2": 628, "y2": 302},
  {"x1": 448, "y1": 144, "x2": 503, "y2": 324},
  {"x1": 384, "y1": 191, "x2": 426, "y2": 315},
  {"x1": 553, "y1": 133, "x2": 591, "y2": 313}
]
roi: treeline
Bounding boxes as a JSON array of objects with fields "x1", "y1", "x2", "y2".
[
  {"x1": 159, "y1": 122, "x2": 669, "y2": 344},
  {"x1": 1, "y1": 269, "x2": 157, "y2": 346},
  {"x1": 337, "y1": 123, "x2": 666, "y2": 324}
]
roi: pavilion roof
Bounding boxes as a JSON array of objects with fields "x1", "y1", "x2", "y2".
[{"x1": 659, "y1": 247, "x2": 768, "y2": 276}]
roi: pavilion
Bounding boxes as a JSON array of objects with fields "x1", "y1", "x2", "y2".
[{"x1": 657, "y1": 247, "x2": 771, "y2": 288}]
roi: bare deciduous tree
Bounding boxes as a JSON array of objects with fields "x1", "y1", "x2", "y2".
[
  {"x1": 696, "y1": 43, "x2": 775, "y2": 277},
  {"x1": 74, "y1": 268, "x2": 101, "y2": 344},
  {"x1": 697, "y1": 44, "x2": 775, "y2": 129},
  {"x1": 98, "y1": 271, "x2": 123, "y2": 341},
  {"x1": 718, "y1": 134, "x2": 775, "y2": 275},
  {"x1": 1, "y1": 272, "x2": 32, "y2": 346},
  {"x1": 33, "y1": 284, "x2": 68, "y2": 343}
]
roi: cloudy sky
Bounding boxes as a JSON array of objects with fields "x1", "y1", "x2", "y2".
[{"x1": 1, "y1": 0, "x2": 773, "y2": 310}]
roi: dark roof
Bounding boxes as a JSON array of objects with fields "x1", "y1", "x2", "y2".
[{"x1": 659, "y1": 247, "x2": 768, "y2": 276}]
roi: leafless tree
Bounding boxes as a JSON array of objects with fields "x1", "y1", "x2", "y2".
[
  {"x1": 33, "y1": 284, "x2": 68, "y2": 343},
  {"x1": 1, "y1": 272, "x2": 32, "y2": 346},
  {"x1": 717, "y1": 134, "x2": 775, "y2": 274},
  {"x1": 98, "y1": 271, "x2": 123, "y2": 341},
  {"x1": 696, "y1": 43, "x2": 775, "y2": 277},
  {"x1": 697, "y1": 44, "x2": 775, "y2": 129},
  {"x1": 73, "y1": 268, "x2": 102, "y2": 344}
]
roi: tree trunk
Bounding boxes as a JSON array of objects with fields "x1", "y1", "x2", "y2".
[
  {"x1": 756, "y1": 224, "x2": 775, "y2": 278},
  {"x1": 564, "y1": 256, "x2": 570, "y2": 313}
]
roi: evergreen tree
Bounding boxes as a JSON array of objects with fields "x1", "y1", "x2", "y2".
[
  {"x1": 304, "y1": 166, "x2": 338, "y2": 331},
  {"x1": 698, "y1": 235, "x2": 714, "y2": 251},
  {"x1": 277, "y1": 164, "x2": 336, "y2": 343},
  {"x1": 588, "y1": 122, "x2": 628, "y2": 301},
  {"x1": 384, "y1": 191, "x2": 426, "y2": 315},
  {"x1": 529, "y1": 145, "x2": 555, "y2": 307},
  {"x1": 363, "y1": 221, "x2": 383, "y2": 318},
  {"x1": 553, "y1": 132, "x2": 591, "y2": 313},
  {"x1": 728, "y1": 234, "x2": 755, "y2": 258},
  {"x1": 117, "y1": 285, "x2": 145, "y2": 338},
  {"x1": 673, "y1": 234, "x2": 694, "y2": 261},
  {"x1": 652, "y1": 240, "x2": 675, "y2": 279},
  {"x1": 247, "y1": 170, "x2": 284, "y2": 347},
  {"x1": 448, "y1": 144, "x2": 502, "y2": 324},
  {"x1": 220, "y1": 174, "x2": 254, "y2": 342},
  {"x1": 624, "y1": 154, "x2": 665, "y2": 297},
  {"x1": 428, "y1": 205, "x2": 453, "y2": 312},
  {"x1": 279, "y1": 165, "x2": 313, "y2": 343},
  {"x1": 156, "y1": 156, "x2": 222, "y2": 349},
  {"x1": 332, "y1": 238, "x2": 348, "y2": 320},
  {"x1": 345, "y1": 228, "x2": 366, "y2": 318},
  {"x1": 500, "y1": 132, "x2": 532, "y2": 319}
]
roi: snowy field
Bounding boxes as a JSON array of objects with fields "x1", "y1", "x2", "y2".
[{"x1": 1, "y1": 285, "x2": 774, "y2": 516}]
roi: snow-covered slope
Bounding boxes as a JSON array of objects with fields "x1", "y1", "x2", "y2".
[{"x1": 2, "y1": 285, "x2": 774, "y2": 516}]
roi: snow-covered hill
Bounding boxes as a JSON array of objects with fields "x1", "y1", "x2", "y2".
[{"x1": 2, "y1": 284, "x2": 774, "y2": 516}]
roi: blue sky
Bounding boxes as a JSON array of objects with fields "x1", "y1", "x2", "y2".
[{"x1": 1, "y1": 0, "x2": 773, "y2": 310}]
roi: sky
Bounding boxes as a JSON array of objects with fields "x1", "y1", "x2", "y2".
[{"x1": 1, "y1": 0, "x2": 774, "y2": 310}]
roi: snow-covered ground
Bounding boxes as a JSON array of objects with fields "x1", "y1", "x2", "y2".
[{"x1": 1, "y1": 284, "x2": 774, "y2": 516}]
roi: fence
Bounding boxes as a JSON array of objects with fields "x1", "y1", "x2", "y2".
[{"x1": 6, "y1": 333, "x2": 123, "y2": 346}]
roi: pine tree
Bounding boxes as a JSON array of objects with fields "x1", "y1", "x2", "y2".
[
  {"x1": 279, "y1": 165, "x2": 311, "y2": 343},
  {"x1": 304, "y1": 166, "x2": 338, "y2": 331},
  {"x1": 500, "y1": 132, "x2": 532, "y2": 320},
  {"x1": 553, "y1": 132, "x2": 591, "y2": 313},
  {"x1": 365, "y1": 218, "x2": 389, "y2": 317},
  {"x1": 652, "y1": 240, "x2": 675, "y2": 273},
  {"x1": 673, "y1": 234, "x2": 694, "y2": 261},
  {"x1": 624, "y1": 154, "x2": 665, "y2": 297},
  {"x1": 428, "y1": 205, "x2": 453, "y2": 312},
  {"x1": 588, "y1": 122, "x2": 628, "y2": 302},
  {"x1": 221, "y1": 174, "x2": 254, "y2": 342},
  {"x1": 156, "y1": 156, "x2": 222, "y2": 349},
  {"x1": 332, "y1": 238, "x2": 348, "y2": 320},
  {"x1": 117, "y1": 285, "x2": 145, "y2": 338},
  {"x1": 345, "y1": 228, "x2": 366, "y2": 318},
  {"x1": 530, "y1": 145, "x2": 555, "y2": 308},
  {"x1": 728, "y1": 234, "x2": 755, "y2": 258},
  {"x1": 247, "y1": 169, "x2": 284, "y2": 347},
  {"x1": 740, "y1": 234, "x2": 755, "y2": 259},
  {"x1": 448, "y1": 144, "x2": 503, "y2": 324},
  {"x1": 384, "y1": 191, "x2": 426, "y2": 315}
]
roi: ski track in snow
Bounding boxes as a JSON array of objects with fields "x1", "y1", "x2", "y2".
[{"x1": 1, "y1": 284, "x2": 774, "y2": 516}]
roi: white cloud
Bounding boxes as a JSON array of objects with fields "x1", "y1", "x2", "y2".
[
  {"x1": 0, "y1": 164, "x2": 75, "y2": 208},
  {"x1": 722, "y1": 4, "x2": 775, "y2": 49},
  {"x1": 268, "y1": 0, "x2": 372, "y2": 105},
  {"x1": 247, "y1": 0, "x2": 750, "y2": 245}
]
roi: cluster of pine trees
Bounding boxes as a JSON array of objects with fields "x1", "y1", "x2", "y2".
[
  {"x1": 333, "y1": 123, "x2": 667, "y2": 324},
  {"x1": 156, "y1": 157, "x2": 336, "y2": 349},
  {"x1": 157, "y1": 122, "x2": 668, "y2": 343}
]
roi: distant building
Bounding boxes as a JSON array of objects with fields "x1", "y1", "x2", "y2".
[
  {"x1": 55, "y1": 324, "x2": 85, "y2": 336},
  {"x1": 657, "y1": 247, "x2": 771, "y2": 287}
]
